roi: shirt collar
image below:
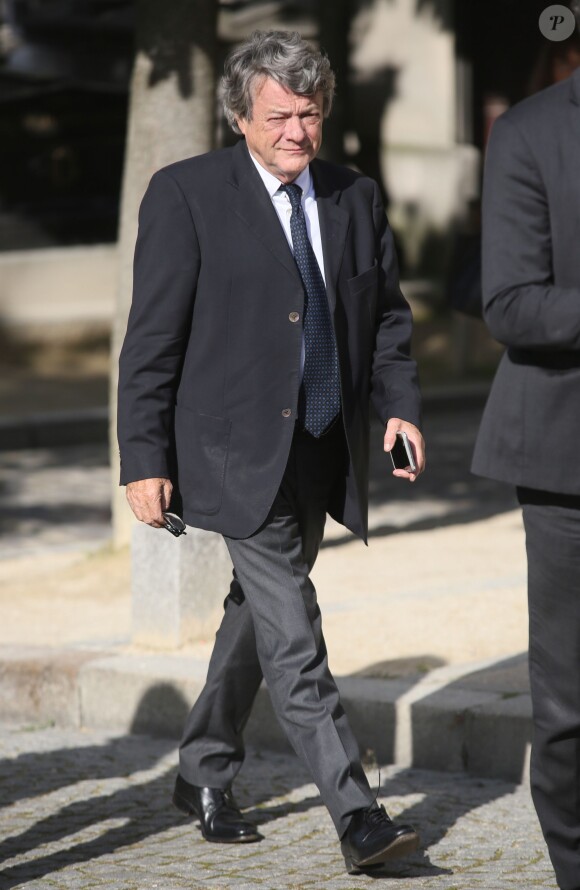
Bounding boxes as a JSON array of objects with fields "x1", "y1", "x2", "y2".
[{"x1": 248, "y1": 150, "x2": 313, "y2": 199}]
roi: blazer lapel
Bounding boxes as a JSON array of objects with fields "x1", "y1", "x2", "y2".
[
  {"x1": 226, "y1": 140, "x2": 301, "y2": 282},
  {"x1": 311, "y1": 161, "x2": 350, "y2": 312},
  {"x1": 225, "y1": 142, "x2": 350, "y2": 310}
]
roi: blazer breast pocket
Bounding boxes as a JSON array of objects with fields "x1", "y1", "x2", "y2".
[
  {"x1": 346, "y1": 262, "x2": 378, "y2": 325},
  {"x1": 174, "y1": 407, "x2": 231, "y2": 515},
  {"x1": 347, "y1": 262, "x2": 378, "y2": 295}
]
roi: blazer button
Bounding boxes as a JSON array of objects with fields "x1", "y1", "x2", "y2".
[
  {"x1": 289, "y1": 312, "x2": 300, "y2": 323},
  {"x1": 282, "y1": 408, "x2": 292, "y2": 418}
]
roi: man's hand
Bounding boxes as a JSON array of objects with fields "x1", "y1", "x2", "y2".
[
  {"x1": 384, "y1": 419, "x2": 425, "y2": 482},
  {"x1": 126, "y1": 478, "x2": 173, "y2": 527}
]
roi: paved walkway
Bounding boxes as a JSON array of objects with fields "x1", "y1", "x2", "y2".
[
  {"x1": 0, "y1": 722, "x2": 556, "y2": 890},
  {"x1": 0, "y1": 443, "x2": 110, "y2": 559},
  {"x1": 0, "y1": 407, "x2": 528, "y2": 668},
  {"x1": 0, "y1": 407, "x2": 516, "y2": 560},
  {"x1": 0, "y1": 404, "x2": 557, "y2": 888}
]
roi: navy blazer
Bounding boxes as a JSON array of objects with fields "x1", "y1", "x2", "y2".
[
  {"x1": 473, "y1": 69, "x2": 580, "y2": 495},
  {"x1": 118, "y1": 139, "x2": 421, "y2": 539}
]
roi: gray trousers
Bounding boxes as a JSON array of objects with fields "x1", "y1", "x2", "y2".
[
  {"x1": 178, "y1": 422, "x2": 374, "y2": 837},
  {"x1": 518, "y1": 487, "x2": 580, "y2": 890}
]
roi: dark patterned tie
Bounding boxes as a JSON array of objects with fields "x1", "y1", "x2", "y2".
[{"x1": 279, "y1": 183, "x2": 341, "y2": 437}]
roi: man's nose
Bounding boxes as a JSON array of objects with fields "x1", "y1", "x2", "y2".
[{"x1": 285, "y1": 115, "x2": 307, "y2": 142}]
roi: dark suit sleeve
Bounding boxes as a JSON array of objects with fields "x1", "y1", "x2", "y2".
[
  {"x1": 117, "y1": 169, "x2": 200, "y2": 484},
  {"x1": 482, "y1": 114, "x2": 580, "y2": 350},
  {"x1": 369, "y1": 183, "x2": 422, "y2": 427}
]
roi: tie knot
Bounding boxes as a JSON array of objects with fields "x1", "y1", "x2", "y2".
[{"x1": 279, "y1": 183, "x2": 302, "y2": 210}]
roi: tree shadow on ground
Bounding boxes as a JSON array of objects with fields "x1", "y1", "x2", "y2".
[
  {"x1": 0, "y1": 663, "x2": 530, "y2": 886},
  {"x1": 0, "y1": 443, "x2": 110, "y2": 548},
  {"x1": 350, "y1": 767, "x2": 518, "y2": 879},
  {"x1": 0, "y1": 745, "x2": 507, "y2": 887}
]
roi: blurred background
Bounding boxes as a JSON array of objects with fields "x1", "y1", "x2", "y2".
[{"x1": 2, "y1": 0, "x2": 576, "y2": 424}]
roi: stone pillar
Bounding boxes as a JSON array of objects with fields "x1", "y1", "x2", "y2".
[
  {"x1": 131, "y1": 524, "x2": 231, "y2": 648},
  {"x1": 111, "y1": 0, "x2": 218, "y2": 548}
]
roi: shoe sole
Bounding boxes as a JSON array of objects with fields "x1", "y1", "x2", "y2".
[
  {"x1": 172, "y1": 791, "x2": 261, "y2": 844},
  {"x1": 344, "y1": 831, "x2": 420, "y2": 874}
]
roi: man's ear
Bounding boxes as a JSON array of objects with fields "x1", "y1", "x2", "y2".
[{"x1": 236, "y1": 117, "x2": 247, "y2": 136}]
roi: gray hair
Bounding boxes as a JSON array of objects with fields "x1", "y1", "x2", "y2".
[{"x1": 221, "y1": 31, "x2": 335, "y2": 134}]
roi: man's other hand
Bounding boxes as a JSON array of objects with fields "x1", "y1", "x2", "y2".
[
  {"x1": 383, "y1": 419, "x2": 425, "y2": 482},
  {"x1": 125, "y1": 477, "x2": 173, "y2": 527}
]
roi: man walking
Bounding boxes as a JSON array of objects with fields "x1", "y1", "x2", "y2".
[
  {"x1": 472, "y1": 44, "x2": 580, "y2": 890},
  {"x1": 118, "y1": 30, "x2": 424, "y2": 874}
]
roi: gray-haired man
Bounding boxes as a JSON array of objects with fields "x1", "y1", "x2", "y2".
[{"x1": 118, "y1": 30, "x2": 424, "y2": 872}]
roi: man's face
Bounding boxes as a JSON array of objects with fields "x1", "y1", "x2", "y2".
[{"x1": 236, "y1": 77, "x2": 324, "y2": 183}]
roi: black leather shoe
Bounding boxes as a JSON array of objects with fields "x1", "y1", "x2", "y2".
[
  {"x1": 172, "y1": 774, "x2": 261, "y2": 843},
  {"x1": 341, "y1": 804, "x2": 419, "y2": 874}
]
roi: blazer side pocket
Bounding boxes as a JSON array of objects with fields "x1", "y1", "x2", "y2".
[{"x1": 174, "y1": 407, "x2": 231, "y2": 515}]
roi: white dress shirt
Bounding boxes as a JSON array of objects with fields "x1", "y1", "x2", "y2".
[{"x1": 248, "y1": 152, "x2": 327, "y2": 285}]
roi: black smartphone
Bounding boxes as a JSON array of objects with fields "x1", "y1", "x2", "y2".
[{"x1": 390, "y1": 431, "x2": 417, "y2": 473}]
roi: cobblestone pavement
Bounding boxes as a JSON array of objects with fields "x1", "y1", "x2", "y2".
[{"x1": 0, "y1": 723, "x2": 557, "y2": 890}]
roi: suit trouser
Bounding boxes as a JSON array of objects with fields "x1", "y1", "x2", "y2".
[
  {"x1": 518, "y1": 487, "x2": 580, "y2": 890},
  {"x1": 178, "y1": 422, "x2": 375, "y2": 838}
]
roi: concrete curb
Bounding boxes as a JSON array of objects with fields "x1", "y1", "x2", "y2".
[
  {"x1": 0, "y1": 645, "x2": 531, "y2": 785},
  {"x1": 0, "y1": 385, "x2": 489, "y2": 451}
]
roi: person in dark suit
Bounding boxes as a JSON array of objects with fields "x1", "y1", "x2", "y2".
[
  {"x1": 472, "y1": 63, "x2": 580, "y2": 890},
  {"x1": 118, "y1": 30, "x2": 425, "y2": 873}
]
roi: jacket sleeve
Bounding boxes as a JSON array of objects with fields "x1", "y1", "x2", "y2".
[
  {"x1": 369, "y1": 182, "x2": 422, "y2": 427},
  {"x1": 482, "y1": 113, "x2": 580, "y2": 351},
  {"x1": 117, "y1": 169, "x2": 200, "y2": 484}
]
